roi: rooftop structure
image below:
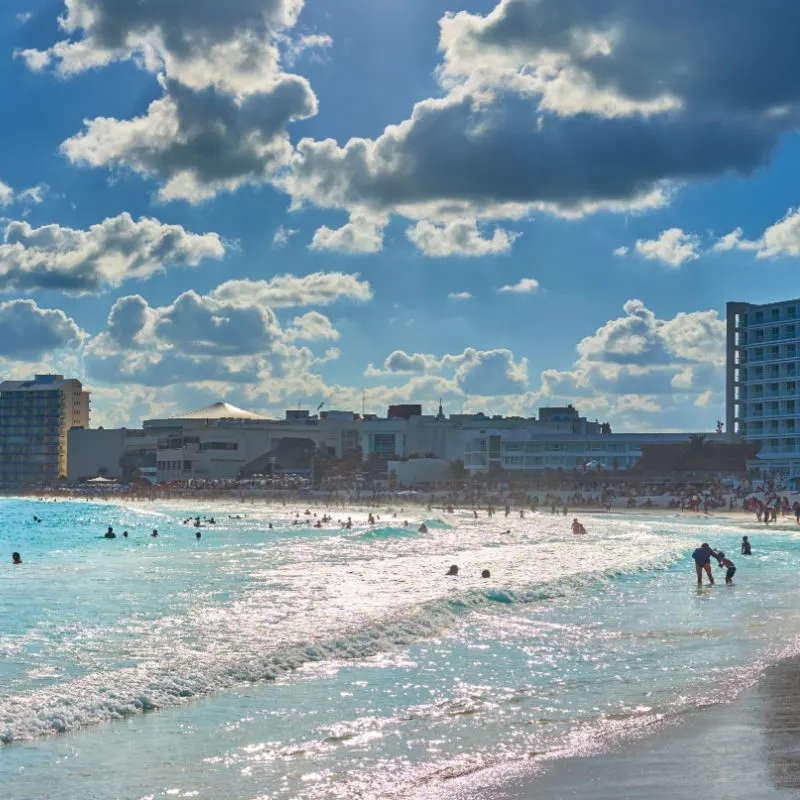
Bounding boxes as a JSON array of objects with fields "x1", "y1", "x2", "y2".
[{"x1": 169, "y1": 402, "x2": 266, "y2": 421}]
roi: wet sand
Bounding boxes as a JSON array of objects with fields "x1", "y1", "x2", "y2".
[{"x1": 424, "y1": 658, "x2": 800, "y2": 800}]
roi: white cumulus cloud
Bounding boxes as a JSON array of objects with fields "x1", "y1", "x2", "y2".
[
  {"x1": 211, "y1": 272, "x2": 373, "y2": 308},
  {"x1": 715, "y1": 210, "x2": 800, "y2": 259},
  {"x1": 0, "y1": 212, "x2": 224, "y2": 293},
  {"x1": 498, "y1": 278, "x2": 540, "y2": 293},
  {"x1": 635, "y1": 228, "x2": 701, "y2": 268},
  {"x1": 0, "y1": 299, "x2": 86, "y2": 359},
  {"x1": 310, "y1": 214, "x2": 387, "y2": 254},
  {"x1": 406, "y1": 219, "x2": 519, "y2": 257}
]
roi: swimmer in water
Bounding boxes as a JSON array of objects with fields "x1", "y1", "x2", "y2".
[
  {"x1": 481, "y1": 569, "x2": 491, "y2": 578},
  {"x1": 104, "y1": 526, "x2": 116, "y2": 539},
  {"x1": 151, "y1": 529, "x2": 159, "y2": 538},
  {"x1": 446, "y1": 564, "x2": 459, "y2": 576},
  {"x1": 571, "y1": 518, "x2": 587, "y2": 535},
  {"x1": 418, "y1": 523, "x2": 428, "y2": 533},
  {"x1": 12, "y1": 552, "x2": 22, "y2": 564},
  {"x1": 123, "y1": 531, "x2": 128, "y2": 538},
  {"x1": 196, "y1": 531, "x2": 201, "y2": 539}
]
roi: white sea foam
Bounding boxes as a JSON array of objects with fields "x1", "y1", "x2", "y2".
[{"x1": 1, "y1": 540, "x2": 685, "y2": 743}]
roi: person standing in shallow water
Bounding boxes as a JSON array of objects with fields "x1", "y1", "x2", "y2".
[
  {"x1": 741, "y1": 536, "x2": 751, "y2": 555},
  {"x1": 692, "y1": 543, "x2": 721, "y2": 586},
  {"x1": 12, "y1": 552, "x2": 22, "y2": 564}
]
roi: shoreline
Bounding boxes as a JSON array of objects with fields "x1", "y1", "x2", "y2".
[
  {"x1": 6, "y1": 491, "x2": 800, "y2": 531},
  {"x1": 420, "y1": 656, "x2": 800, "y2": 800}
]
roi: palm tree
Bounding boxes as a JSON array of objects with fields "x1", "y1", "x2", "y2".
[{"x1": 689, "y1": 433, "x2": 707, "y2": 452}]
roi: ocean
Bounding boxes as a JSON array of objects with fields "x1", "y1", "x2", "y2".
[{"x1": 2, "y1": 497, "x2": 800, "y2": 800}]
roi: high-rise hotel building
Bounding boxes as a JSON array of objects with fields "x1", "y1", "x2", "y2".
[
  {"x1": 0, "y1": 374, "x2": 90, "y2": 485},
  {"x1": 727, "y1": 299, "x2": 800, "y2": 476}
]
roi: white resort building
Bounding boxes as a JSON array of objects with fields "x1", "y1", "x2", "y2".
[
  {"x1": 0, "y1": 374, "x2": 90, "y2": 486},
  {"x1": 727, "y1": 297, "x2": 800, "y2": 478}
]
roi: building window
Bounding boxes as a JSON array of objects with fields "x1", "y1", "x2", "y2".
[
  {"x1": 199, "y1": 442, "x2": 239, "y2": 451},
  {"x1": 183, "y1": 460, "x2": 192, "y2": 470},
  {"x1": 372, "y1": 433, "x2": 396, "y2": 456}
]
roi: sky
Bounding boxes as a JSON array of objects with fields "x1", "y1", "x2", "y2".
[{"x1": 1, "y1": 0, "x2": 800, "y2": 431}]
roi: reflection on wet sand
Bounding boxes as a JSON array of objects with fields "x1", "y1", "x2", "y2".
[
  {"x1": 761, "y1": 660, "x2": 800, "y2": 791},
  {"x1": 428, "y1": 661, "x2": 800, "y2": 800}
]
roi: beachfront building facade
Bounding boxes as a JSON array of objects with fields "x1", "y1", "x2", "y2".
[
  {"x1": 360, "y1": 404, "x2": 725, "y2": 478},
  {"x1": 146, "y1": 404, "x2": 363, "y2": 483},
  {"x1": 65, "y1": 403, "x2": 366, "y2": 484},
  {"x1": 66, "y1": 400, "x2": 727, "y2": 485},
  {"x1": 459, "y1": 429, "x2": 722, "y2": 474},
  {"x1": 0, "y1": 374, "x2": 90, "y2": 485},
  {"x1": 727, "y1": 298, "x2": 800, "y2": 477},
  {"x1": 66, "y1": 426, "x2": 160, "y2": 484}
]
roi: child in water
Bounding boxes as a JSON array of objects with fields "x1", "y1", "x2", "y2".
[{"x1": 717, "y1": 552, "x2": 736, "y2": 585}]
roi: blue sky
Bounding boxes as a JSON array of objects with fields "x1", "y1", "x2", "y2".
[{"x1": 1, "y1": 0, "x2": 799, "y2": 431}]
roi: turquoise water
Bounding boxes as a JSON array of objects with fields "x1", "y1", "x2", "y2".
[{"x1": 3, "y1": 499, "x2": 800, "y2": 800}]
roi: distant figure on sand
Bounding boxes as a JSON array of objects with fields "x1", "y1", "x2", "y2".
[
  {"x1": 741, "y1": 536, "x2": 751, "y2": 556},
  {"x1": 446, "y1": 564, "x2": 459, "y2": 576},
  {"x1": 12, "y1": 552, "x2": 22, "y2": 564},
  {"x1": 692, "y1": 543, "x2": 721, "y2": 586},
  {"x1": 717, "y1": 552, "x2": 736, "y2": 585},
  {"x1": 571, "y1": 518, "x2": 587, "y2": 535}
]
